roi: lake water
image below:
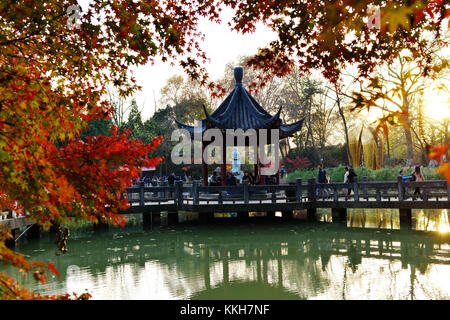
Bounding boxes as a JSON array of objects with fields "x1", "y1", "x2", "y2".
[{"x1": 3, "y1": 209, "x2": 450, "y2": 300}]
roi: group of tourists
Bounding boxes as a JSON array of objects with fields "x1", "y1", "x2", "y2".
[
  {"x1": 133, "y1": 170, "x2": 280, "y2": 187},
  {"x1": 316, "y1": 163, "x2": 427, "y2": 200},
  {"x1": 399, "y1": 166, "x2": 425, "y2": 199},
  {"x1": 316, "y1": 164, "x2": 330, "y2": 198},
  {"x1": 240, "y1": 171, "x2": 264, "y2": 186},
  {"x1": 132, "y1": 176, "x2": 157, "y2": 185},
  {"x1": 343, "y1": 165, "x2": 358, "y2": 199},
  {"x1": 208, "y1": 170, "x2": 277, "y2": 186},
  {"x1": 208, "y1": 171, "x2": 221, "y2": 186},
  {"x1": 134, "y1": 164, "x2": 428, "y2": 202},
  {"x1": 132, "y1": 173, "x2": 194, "y2": 186},
  {"x1": 317, "y1": 163, "x2": 352, "y2": 199}
]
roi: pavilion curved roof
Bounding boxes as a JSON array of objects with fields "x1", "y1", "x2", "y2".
[{"x1": 175, "y1": 67, "x2": 306, "y2": 139}]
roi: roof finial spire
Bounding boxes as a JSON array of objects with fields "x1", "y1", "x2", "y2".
[{"x1": 234, "y1": 67, "x2": 243, "y2": 84}]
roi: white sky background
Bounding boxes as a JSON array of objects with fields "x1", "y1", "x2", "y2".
[
  {"x1": 76, "y1": 0, "x2": 448, "y2": 124},
  {"x1": 131, "y1": 7, "x2": 278, "y2": 120}
]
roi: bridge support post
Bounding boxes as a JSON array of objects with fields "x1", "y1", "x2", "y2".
[
  {"x1": 332, "y1": 208, "x2": 347, "y2": 223},
  {"x1": 353, "y1": 176, "x2": 359, "y2": 201},
  {"x1": 237, "y1": 211, "x2": 249, "y2": 221},
  {"x1": 193, "y1": 180, "x2": 200, "y2": 205},
  {"x1": 447, "y1": 183, "x2": 450, "y2": 201},
  {"x1": 307, "y1": 208, "x2": 316, "y2": 221},
  {"x1": 243, "y1": 183, "x2": 249, "y2": 204},
  {"x1": 175, "y1": 180, "x2": 183, "y2": 207},
  {"x1": 266, "y1": 211, "x2": 275, "y2": 220},
  {"x1": 152, "y1": 212, "x2": 161, "y2": 225},
  {"x1": 139, "y1": 182, "x2": 145, "y2": 207},
  {"x1": 362, "y1": 176, "x2": 368, "y2": 200},
  {"x1": 143, "y1": 212, "x2": 150, "y2": 227},
  {"x1": 307, "y1": 178, "x2": 317, "y2": 221},
  {"x1": 296, "y1": 178, "x2": 302, "y2": 202},
  {"x1": 308, "y1": 178, "x2": 317, "y2": 202},
  {"x1": 142, "y1": 211, "x2": 159, "y2": 227},
  {"x1": 282, "y1": 211, "x2": 293, "y2": 221},
  {"x1": 397, "y1": 176, "x2": 405, "y2": 201},
  {"x1": 167, "y1": 211, "x2": 179, "y2": 226},
  {"x1": 399, "y1": 208, "x2": 412, "y2": 229},
  {"x1": 199, "y1": 212, "x2": 214, "y2": 223}
]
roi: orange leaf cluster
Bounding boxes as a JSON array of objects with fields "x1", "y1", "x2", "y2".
[{"x1": 428, "y1": 144, "x2": 450, "y2": 183}]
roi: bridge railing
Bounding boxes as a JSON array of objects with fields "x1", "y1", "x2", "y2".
[
  {"x1": 315, "y1": 176, "x2": 449, "y2": 203},
  {"x1": 126, "y1": 182, "x2": 175, "y2": 206},
  {"x1": 125, "y1": 176, "x2": 449, "y2": 207},
  {"x1": 180, "y1": 182, "x2": 303, "y2": 205}
]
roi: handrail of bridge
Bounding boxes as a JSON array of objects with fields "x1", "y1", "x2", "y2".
[{"x1": 125, "y1": 176, "x2": 450, "y2": 208}]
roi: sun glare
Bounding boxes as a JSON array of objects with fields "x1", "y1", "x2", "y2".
[
  {"x1": 364, "y1": 108, "x2": 384, "y2": 124},
  {"x1": 438, "y1": 210, "x2": 450, "y2": 234},
  {"x1": 423, "y1": 88, "x2": 450, "y2": 121}
]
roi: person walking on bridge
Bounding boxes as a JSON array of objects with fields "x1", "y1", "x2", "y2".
[
  {"x1": 411, "y1": 166, "x2": 425, "y2": 200},
  {"x1": 317, "y1": 164, "x2": 329, "y2": 199},
  {"x1": 346, "y1": 166, "x2": 357, "y2": 200}
]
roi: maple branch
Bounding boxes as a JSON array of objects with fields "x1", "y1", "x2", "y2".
[
  {"x1": 0, "y1": 12, "x2": 67, "y2": 46},
  {"x1": 0, "y1": 276, "x2": 19, "y2": 298}
]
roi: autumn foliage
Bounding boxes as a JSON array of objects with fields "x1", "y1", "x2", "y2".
[
  {"x1": 428, "y1": 144, "x2": 450, "y2": 182},
  {"x1": 286, "y1": 156, "x2": 312, "y2": 170},
  {"x1": 0, "y1": 0, "x2": 173, "y2": 299},
  {"x1": 0, "y1": 0, "x2": 448, "y2": 299}
]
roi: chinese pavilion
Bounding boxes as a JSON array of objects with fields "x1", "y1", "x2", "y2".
[{"x1": 176, "y1": 67, "x2": 306, "y2": 186}]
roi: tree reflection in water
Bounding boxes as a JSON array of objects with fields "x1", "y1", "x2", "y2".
[{"x1": 2, "y1": 209, "x2": 449, "y2": 299}]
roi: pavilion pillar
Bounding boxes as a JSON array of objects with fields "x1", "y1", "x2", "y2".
[
  {"x1": 221, "y1": 140, "x2": 226, "y2": 186},
  {"x1": 259, "y1": 144, "x2": 266, "y2": 185},
  {"x1": 202, "y1": 141, "x2": 208, "y2": 186},
  {"x1": 261, "y1": 157, "x2": 266, "y2": 186},
  {"x1": 254, "y1": 136, "x2": 259, "y2": 180},
  {"x1": 253, "y1": 139, "x2": 259, "y2": 181}
]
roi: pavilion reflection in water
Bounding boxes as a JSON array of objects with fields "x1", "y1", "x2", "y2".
[
  {"x1": 11, "y1": 209, "x2": 450, "y2": 299},
  {"x1": 178, "y1": 223, "x2": 450, "y2": 299}
]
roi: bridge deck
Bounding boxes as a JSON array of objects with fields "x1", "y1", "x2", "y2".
[{"x1": 123, "y1": 177, "x2": 450, "y2": 213}]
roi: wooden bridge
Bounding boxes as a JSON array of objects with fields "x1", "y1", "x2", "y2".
[
  {"x1": 124, "y1": 176, "x2": 450, "y2": 226},
  {"x1": 2, "y1": 176, "x2": 449, "y2": 246}
]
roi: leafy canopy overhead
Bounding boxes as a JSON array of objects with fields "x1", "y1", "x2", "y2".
[{"x1": 222, "y1": 0, "x2": 448, "y2": 87}]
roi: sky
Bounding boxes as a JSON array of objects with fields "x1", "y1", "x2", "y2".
[
  {"x1": 131, "y1": 7, "x2": 278, "y2": 121},
  {"x1": 115, "y1": 6, "x2": 449, "y2": 124}
]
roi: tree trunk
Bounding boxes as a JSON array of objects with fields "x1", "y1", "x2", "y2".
[
  {"x1": 401, "y1": 89, "x2": 414, "y2": 165},
  {"x1": 411, "y1": 125, "x2": 428, "y2": 165},
  {"x1": 336, "y1": 91, "x2": 353, "y2": 167},
  {"x1": 386, "y1": 132, "x2": 391, "y2": 167},
  {"x1": 404, "y1": 126, "x2": 414, "y2": 164}
]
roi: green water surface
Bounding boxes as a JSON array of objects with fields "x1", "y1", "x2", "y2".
[{"x1": 3, "y1": 209, "x2": 450, "y2": 300}]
